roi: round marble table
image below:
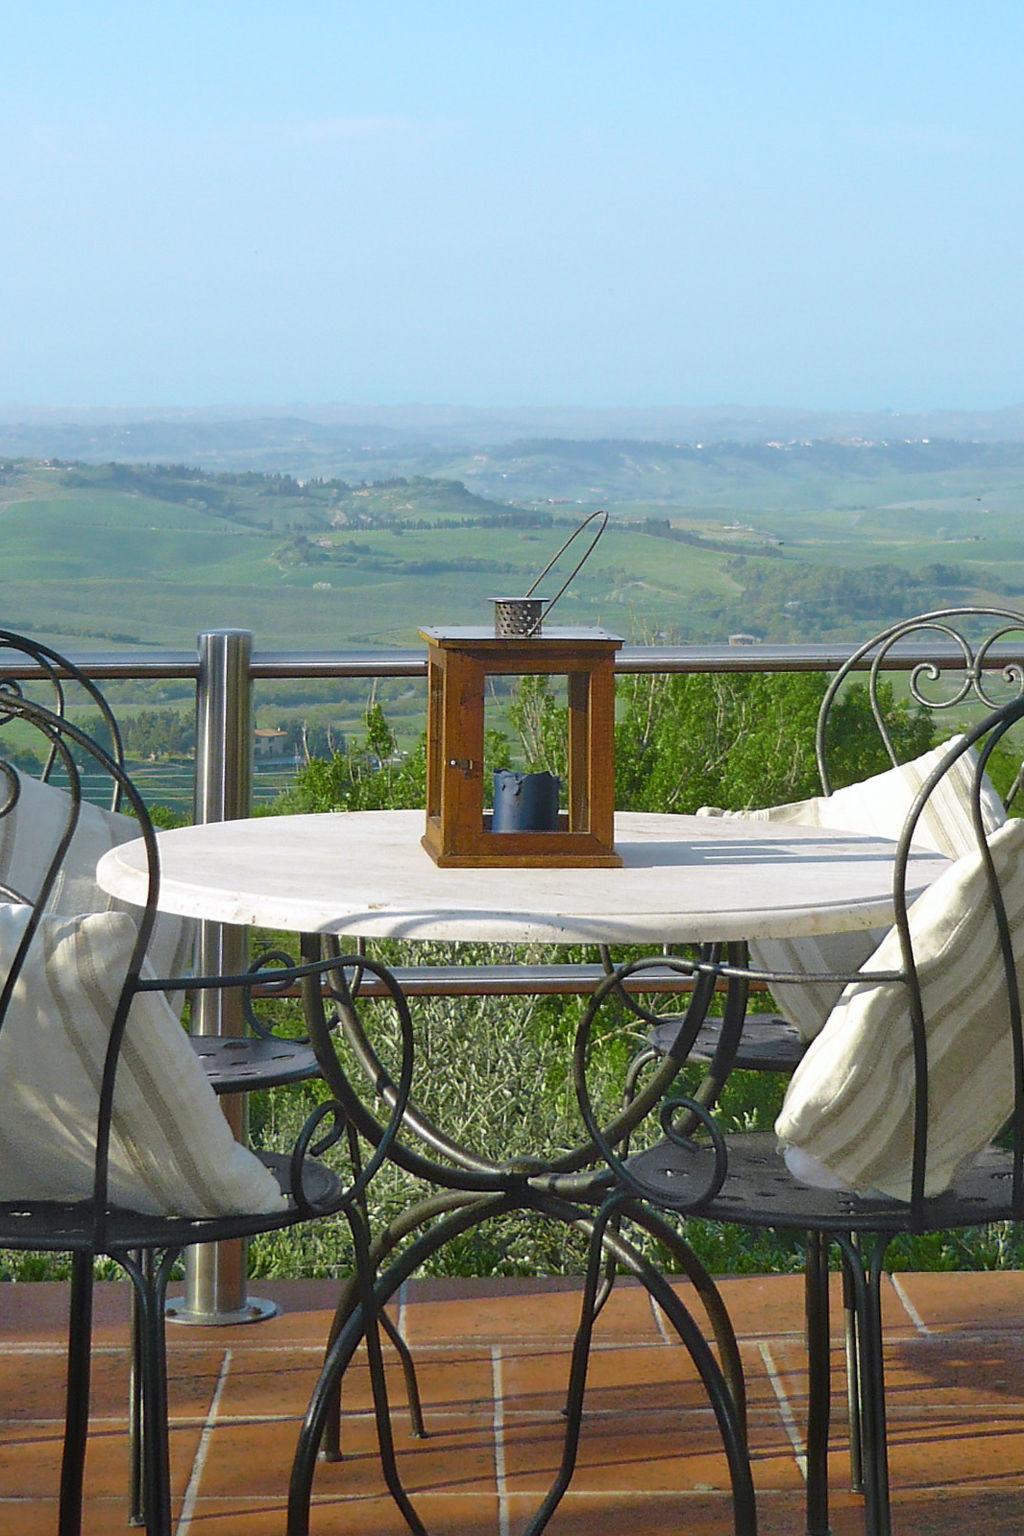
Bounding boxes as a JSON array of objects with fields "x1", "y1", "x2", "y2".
[{"x1": 96, "y1": 807, "x2": 946, "y2": 945}]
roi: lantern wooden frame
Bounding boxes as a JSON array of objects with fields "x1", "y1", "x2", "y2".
[{"x1": 420, "y1": 626, "x2": 623, "y2": 868}]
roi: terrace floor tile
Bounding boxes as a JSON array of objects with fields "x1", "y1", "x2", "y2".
[
  {"x1": 2, "y1": 1272, "x2": 1024, "y2": 1534},
  {"x1": 401, "y1": 1274, "x2": 664, "y2": 1346}
]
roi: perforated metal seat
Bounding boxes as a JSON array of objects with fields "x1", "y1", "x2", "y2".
[
  {"x1": 0, "y1": 1151, "x2": 341, "y2": 1253},
  {"x1": 189, "y1": 1033, "x2": 319, "y2": 1092},
  {"x1": 653, "y1": 1012, "x2": 805, "y2": 1073},
  {"x1": 627, "y1": 1131, "x2": 1017, "y2": 1234}
]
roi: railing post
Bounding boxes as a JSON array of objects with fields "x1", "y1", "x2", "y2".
[{"x1": 166, "y1": 629, "x2": 278, "y2": 1326}]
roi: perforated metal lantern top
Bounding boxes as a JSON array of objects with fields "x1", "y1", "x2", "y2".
[{"x1": 492, "y1": 597, "x2": 544, "y2": 638}]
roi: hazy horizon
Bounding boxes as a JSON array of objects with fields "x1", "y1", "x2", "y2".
[{"x1": 4, "y1": 398, "x2": 1024, "y2": 419}]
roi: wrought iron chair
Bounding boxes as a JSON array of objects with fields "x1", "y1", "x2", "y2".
[
  {"x1": 600, "y1": 604, "x2": 1024, "y2": 1491},
  {"x1": 600, "y1": 687, "x2": 1024, "y2": 1534},
  {"x1": 0, "y1": 632, "x2": 427, "y2": 1515},
  {"x1": 0, "y1": 631, "x2": 416, "y2": 1536}
]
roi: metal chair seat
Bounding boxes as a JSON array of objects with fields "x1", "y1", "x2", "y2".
[
  {"x1": 0, "y1": 1151, "x2": 341, "y2": 1253},
  {"x1": 651, "y1": 1012, "x2": 806, "y2": 1073},
  {"x1": 627, "y1": 1130, "x2": 1017, "y2": 1234},
  {"x1": 190, "y1": 1034, "x2": 319, "y2": 1093}
]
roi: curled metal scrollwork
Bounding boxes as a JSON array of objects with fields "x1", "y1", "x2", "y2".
[
  {"x1": 290, "y1": 1100, "x2": 351, "y2": 1218},
  {"x1": 0, "y1": 630, "x2": 128, "y2": 808},
  {"x1": 0, "y1": 679, "x2": 26, "y2": 730},
  {"x1": 321, "y1": 935, "x2": 368, "y2": 1003},
  {"x1": 242, "y1": 947, "x2": 309, "y2": 1040},
  {"x1": 875, "y1": 618, "x2": 1024, "y2": 715},
  {"x1": 973, "y1": 627, "x2": 1024, "y2": 708},
  {"x1": 572, "y1": 955, "x2": 730, "y2": 1213},
  {"x1": 818, "y1": 608, "x2": 1024, "y2": 792},
  {"x1": 598, "y1": 941, "x2": 699, "y2": 1031},
  {"x1": 0, "y1": 759, "x2": 21, "y2": 823},
  {"x1": 302, "y1": 947, "x2": 418, "y2": 1212}
]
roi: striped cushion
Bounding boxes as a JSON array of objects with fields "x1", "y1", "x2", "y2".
[
  {"x1": 0, "y1": 770, "x2": 195, "y2": 1001},
  {"x1": 0, "y1": 903, "x2": 285, "y2": 1217},
  {"x1": 776, "y1": 817, "x2": 1024, "y2": 1200},
  {"x1": 698, "y1": 737, "x2": 1005, "y2": 1041}
]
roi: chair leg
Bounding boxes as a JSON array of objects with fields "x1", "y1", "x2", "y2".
[
  {"x1": 319, "y1": 1270, "x2": 359, "y2": 1461},
  {"x1": 835, "y1": 1235, "x2": 892, "y2": 1536},
  {"x1": 58, "y1": 1251, "x2": 94, "y2": 1536},
  {"x1": 840, "y1": 1239, "x2": 865, "y2": 1494},
  {"x1": 119, "y1": 1249, "x2": 179, "y2": 1536},
  {"x1": 804, "y1": 1231, "x2": 831, "y2": 1536},
  {"x1": 862, "y1": 1244, "x2": 892, "y2": 1536},
  {"x1": 128, "y1": 1252, "x2": 147, "y2": 1526}
]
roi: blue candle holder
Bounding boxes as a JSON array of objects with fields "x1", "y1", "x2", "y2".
[{"x1": 491, "y1": 770, "x2": 561, "y2": 833}]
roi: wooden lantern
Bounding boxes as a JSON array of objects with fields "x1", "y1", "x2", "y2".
[{"x1": 420, "y1": 626, "x2": 623, "y2": 868}]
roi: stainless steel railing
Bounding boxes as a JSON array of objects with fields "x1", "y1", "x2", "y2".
[
  {"x1": 8, "y1": 636, "x2": 1024, "y2": 682},
  {"x1": 171, "y1": 631, "x2": 278, "y2": 1324},
  {"x1": 10, "y1": 626, "x2": 1024, "y2": 1323}
]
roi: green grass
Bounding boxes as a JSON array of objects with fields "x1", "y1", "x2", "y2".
[{"x1": 4, "y1": 458, "x2": 1024, "y2": 653}]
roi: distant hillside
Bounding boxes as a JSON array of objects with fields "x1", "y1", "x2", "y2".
[
  {"x1": 446, "y1": 436, "x2": 1024, "y2": 509},
  {"x1": 5, "y1": 409, "x2": 1024, "y2": 497},
  {"x1": 1, "y1": 457, "x2": 1021, "y2": 659},
  {"x1": 6, "y1": 400, "x2": 1024, "y2": 454},
  {"x1": 0, "y1": 460, "x2": 519, "y2": 533}
]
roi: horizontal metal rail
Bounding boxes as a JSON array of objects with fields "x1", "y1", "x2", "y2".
[
  {"x1": 258, "y1": 962, "x2": 769, "y2": 999},
  {"x1": 4, "y1": 639, "x2": 1024, "y2": 682}
]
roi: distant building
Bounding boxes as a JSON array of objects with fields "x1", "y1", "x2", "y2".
[
  {"x1": 727, "y1": 633, "x2": 762, "y2": 647},
  {"x1": 254, "y1": 727, "x2": 289, "y2": 759}
]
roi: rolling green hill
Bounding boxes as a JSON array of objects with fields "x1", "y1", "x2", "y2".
[{"x1": 1, "y1": 455, "x2": 1021, "y2": 660}]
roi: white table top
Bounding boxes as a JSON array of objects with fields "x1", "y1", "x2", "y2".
[{"x1": 96, "y1": 809, "x2": 948, "y2": 945}]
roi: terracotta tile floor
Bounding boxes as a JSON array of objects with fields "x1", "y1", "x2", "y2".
[{"x1": 3, "y1": 1271, "x2": 1024, "y2": 1533}]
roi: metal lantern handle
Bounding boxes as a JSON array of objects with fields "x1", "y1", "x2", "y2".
[{"x1": 522, "y1": 508, "x2": 608, "y2": 632}]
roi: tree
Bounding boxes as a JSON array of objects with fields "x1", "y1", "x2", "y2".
[
  {"x1": 277, "y1": 671, "x2": 935, "y2": 821},
  {"x1": 614, "y1": 670, "x2": 933, "y2": 813},
  {"x1": 275, "y1": 703, "x2": 426, "y2": 814}
]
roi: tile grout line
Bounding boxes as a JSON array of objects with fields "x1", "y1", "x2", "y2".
[
  {"x1": 758, "y1": 1340, "x2": 807, "y2": 1483},
  {"x1": 0, "y1": 1333, "x2": 708, "y2": 1356},
  {"x1": 174, "y1": 1347, "x2": 232, "y2": 1536},
  {"x1": 888, "y1": 1273, "x2": 932, "y2": 1335},
  {"x1": 491, "y1": 1345, "x2": 510, "y2": 1536},
  {"x1": 648, "y1": 1292, "x2": 673, "y2": 1346}
]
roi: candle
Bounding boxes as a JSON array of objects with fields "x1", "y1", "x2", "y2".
[{"x1": 491, "y1": 770, "x2": 561, "y2": 832}]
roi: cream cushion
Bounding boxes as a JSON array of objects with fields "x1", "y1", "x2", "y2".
[
  {"x1": 776, "y1": 818, "x2": 1024, "y2": 1200},
  {"x1": 0, "y1": 902, "x2": 285, "y2": 1217},
  {"x1": 698, "y1": 736, "x2": 1006, "y2": 1041},
  {"x1": 0, "y1": 770, "x2": 195, "y2": 997}
]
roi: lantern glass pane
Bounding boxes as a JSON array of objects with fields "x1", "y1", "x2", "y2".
[{"x1": 484, "y1": 673, "x2": 570, "y2": 833}]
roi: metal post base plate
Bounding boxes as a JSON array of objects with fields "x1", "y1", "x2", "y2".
[{"x1": 165, "y1": 1295, "x2": 280, "y2": 1327}]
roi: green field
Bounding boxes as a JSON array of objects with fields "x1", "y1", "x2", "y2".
[{"x1": 2, "y1": 453, "x2": 1023, "y2": 661}]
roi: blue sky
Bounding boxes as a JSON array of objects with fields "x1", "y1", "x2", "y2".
[{"x1": 4, "y1": 2, "x2": 1023, "y2": 409}]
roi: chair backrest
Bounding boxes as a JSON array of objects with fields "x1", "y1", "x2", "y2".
[
  {"x1": 815, "y1": 605, "x2": 1024, "y2": 807},
  {"x1": 891, "y1": 699, "x2": 1024, "y2": 1219},
  {"x1": 775, "y1": 684, "x2": 1024, "y2": 1224},
  {"x1": 0, "y1": 631, "x2": 160, "y2": 1241},
  {"x1": 0, "y1": 629, "x2": 128, "y2": 811}
]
